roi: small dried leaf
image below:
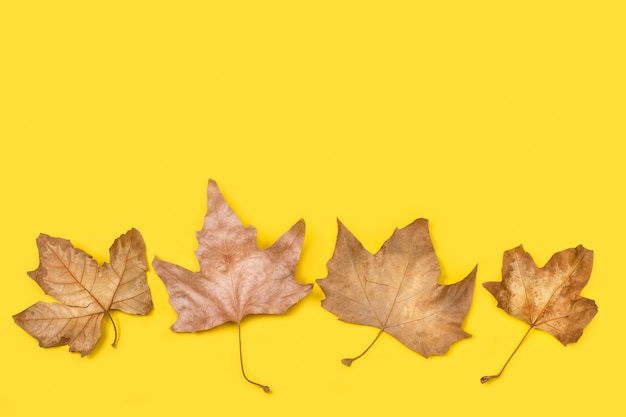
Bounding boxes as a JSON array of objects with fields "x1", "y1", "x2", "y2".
[
  {"x1": 484, "y1": 245, "x2": 598, "y2": 345},
  {"x1": 481, "y1": 245, "x2": 598, "y2": 383},
  {"x1": 14, "y1": 229, "x2": 153, "y2": 356}
]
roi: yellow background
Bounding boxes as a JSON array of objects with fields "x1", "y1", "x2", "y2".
[{"x1": 1, "y1": 1, "x2": 624, "y2": 416}]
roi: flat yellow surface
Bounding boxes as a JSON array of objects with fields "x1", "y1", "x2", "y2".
[{"x1": 1, "y1": 1, "x2": 624, "y2": 416}]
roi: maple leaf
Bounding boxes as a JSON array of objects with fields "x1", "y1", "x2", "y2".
[
  {"x1": 481, "y1": 245, "x2": 598, "y2": 383},
  {"x1": 317, "y1": 218, "x2": 476, "y2": 366},
  {"x1": 13, "y1": 229, "x2": 153, "y2": 356},
  {"x1": 152, "y1": 180, "x2": 312, "y2": 393}
]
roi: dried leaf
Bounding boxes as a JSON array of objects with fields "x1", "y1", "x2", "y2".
[
  {"x1": 317, "y1": 219, "x2": 476, "y2": 366},
  {"x1": 481, "y1": 245, "x2": 598, "y2": 383},
  {"x1": 152, "y1": 180, "x2": 312, "y2": 392},
  {"x1": 14, "y1": 229, "x2": 153, "y2": 356}
]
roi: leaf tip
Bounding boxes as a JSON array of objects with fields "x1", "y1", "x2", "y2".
[
  {"x1": 206, "y1": 179, "x2": 222, "y2": 199},
  {"x1": 466, "y1": 264, "x2": 478, "y2": 282},
  {"x1": 290, "y1": 218, "x2": 306, "y2": 237},
  {"x1": 335, "y1": 218, "x2": 354, "y2": 234}
]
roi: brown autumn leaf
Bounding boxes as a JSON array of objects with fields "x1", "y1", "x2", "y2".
[
  {"x1": 317, "y1": 218, "x2": 476, "y2": 366},
  {"x1": 152, "y1": 180, "x2": 312, "y2": 393},
  {"x1": 13, "y1": 229, "x2": 153, "y2": 356},
  {"x1": 481, "y1": 245, "x2": 598, "y2": 383}
]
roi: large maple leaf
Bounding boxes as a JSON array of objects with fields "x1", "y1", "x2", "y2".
[
  {"x1": 152, "y1": 180, "x2": 312, "y2": 392},
  {"x1": 317, "y1": 218, "x2": 476, "y2": 366},
  {"x1": 481, "y1": 245, "x2": 598, "y2": 383},
  {"x1": 13, "y1": 229, "x2": 153, "y2": 356}
]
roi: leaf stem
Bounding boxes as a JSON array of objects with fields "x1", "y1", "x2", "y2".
[
  {"x1": 238, "y1": 321, "x2": 270, "y2": 393},
  {"x1": 342, "y1": 328, "x2": 384, "y2": 366},
  {"x1": 106, "y1": 311, "x2": 118, "y2": 348},
  {"x1": 481, "y1": 325, "x2": 533, "y2": 383}
]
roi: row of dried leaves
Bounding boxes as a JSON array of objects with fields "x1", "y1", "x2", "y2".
[{"x1": 14, "y1": 180, "x2": 598, "y2": 392}]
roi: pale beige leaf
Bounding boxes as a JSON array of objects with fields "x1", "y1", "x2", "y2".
[
  {"x1": 152, "y1": 180, "x2": 311, "y2": 392},
  {"x1": 153, "y1": 180, "x2": 312, "y2": 331}
]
